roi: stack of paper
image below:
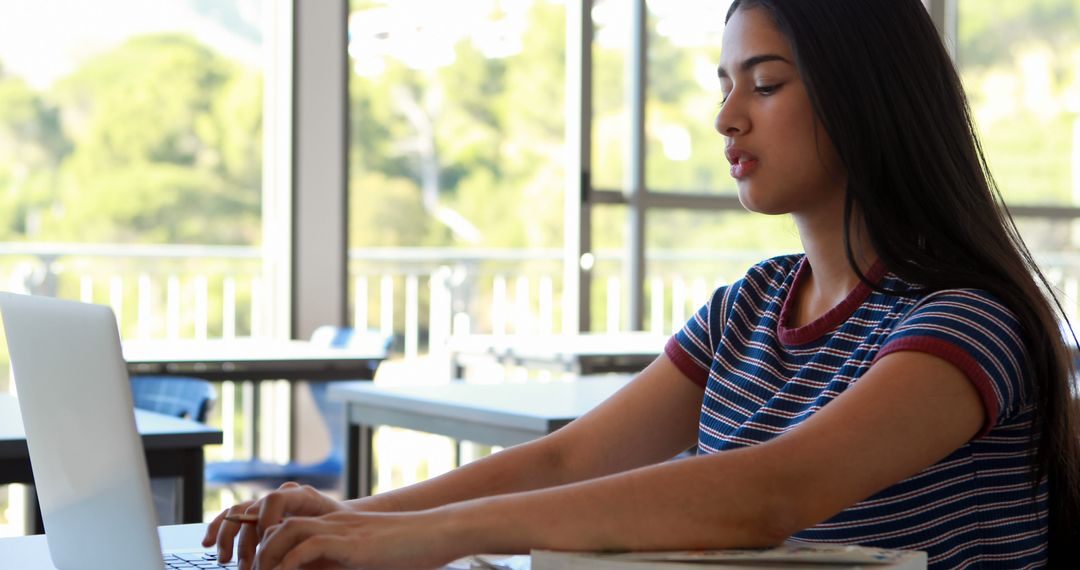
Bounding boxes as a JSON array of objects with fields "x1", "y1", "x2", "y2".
[{"x1": 527, "y1": 543, "x2": 926, "y2": 570}]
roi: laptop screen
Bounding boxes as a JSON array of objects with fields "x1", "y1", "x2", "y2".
[{"x1": 0, "y1": 293, "x2": 166, "y2": 570}]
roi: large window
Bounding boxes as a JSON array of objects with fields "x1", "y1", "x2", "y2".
[
  {"x1": 0, "y1": 0, "x2": 265, "y2": 535},
  {"x1": 0, "y1": 0, "x2": 266, "y2": 355},
  {"x1": 955, "y1": 0, "x2": 1080, "y2": 317},
  {"x1": 957, "y1": 0, "x2": 1079, "y2": 207},
  {"x1": 592, "y1": 0, "x2": 729, "y2": 195},
  {"x1": 347, "y1": 0, "x2": 567, "y2": 353},
  {"x1": 344, "y1": 0, "x2": 799, "y2": 347},
  {"x1": 589, "y1": 0, "x2": 797, "y2": 332}
]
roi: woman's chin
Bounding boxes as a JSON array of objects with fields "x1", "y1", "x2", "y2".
[{"x1": 737, "y1": 186, "x2": 788, "y2": 216}]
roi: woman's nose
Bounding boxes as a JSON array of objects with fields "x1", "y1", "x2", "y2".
[{"x1": 715, "y1": 96, "x2": 748, "y2": 136}]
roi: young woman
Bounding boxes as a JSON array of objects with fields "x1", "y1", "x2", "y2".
[{"x1": 204, "y1": 0, "x2": 1080, "y2": 567}]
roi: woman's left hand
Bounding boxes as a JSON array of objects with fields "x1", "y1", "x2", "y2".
[{"x1": 253, "y1": 508, "x2": 469, "y2": 570}]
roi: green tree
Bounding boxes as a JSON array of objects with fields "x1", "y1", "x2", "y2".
[
  {"x1": 40, "y1": 34, "x2": 261, "y2": 244},
  {"x1": 0, "y1": 61, "x2": 70, "y2": 239},
  {"x1": 349, "y1": 1, "x2": 567, "y2": 251}
]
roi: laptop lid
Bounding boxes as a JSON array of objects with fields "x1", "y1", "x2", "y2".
[{"x1": 0, "y1": 292, "x2": 165, "y2": 570}]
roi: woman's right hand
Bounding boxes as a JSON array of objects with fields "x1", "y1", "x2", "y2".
[{"x1": 201, "y1": 482, "x2": 348, "y2": 568}]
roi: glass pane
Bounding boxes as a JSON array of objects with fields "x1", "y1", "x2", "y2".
[
  {"x1": 0, "y1": 0, "x2": 265, "y2": 536},
  {"x1": 957, "y1": 0, "x2": 1080, "y2": 206},
  {"x1": 348, "y1": 0, "x2": 567, "y2": 343},
  {"x1": 591, "y1": 0, "x2": 627, "y2": 191},
  {"x1": 592, "y1": 205, "x2": 800, "y2": 333},
  {"x1": 0, "y1": 1, "x2": 264, "y2": 346},
  {"x1": 1017, "y1": 217, "x2": 1080, "y2": 321},
  {"x1": 645, "y1": 0, "x2": 732, "y2": 193},
  {"x1": 591, "y1": 0, "x2": 734, "y2": 194}
]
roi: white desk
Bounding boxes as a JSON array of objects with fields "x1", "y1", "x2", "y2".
[
  {"x1": 0, "y1": 395, "x2": 222, "y2": 534},
  {"x1": 123, "y1": 337, "x2": 387, "y2": 381},
  {"x1": 124, "y1": 337, "x2": 388, "y2": 459},
  {"x1": 0, "y1": 523, "x2": 212, "y2": 569},
  {"x1": 0, "y1": 523, "x2": 527, "y2": 569},
  {"x1": 329, "y1": 376, "x2": 632, "y2": 498},
  {"x1": 447, "y1": 332, "x2": 667, "y2": 376}
]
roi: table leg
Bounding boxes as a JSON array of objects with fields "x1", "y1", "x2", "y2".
[
  {"x1": 26, "y1": 485, "x2": 44, "y2": 535},
  {"x1": 146, "y1": 448, "x2": 206, "y2": 524},
  {"x1": 251, "y1": 380, "x2": 262, "y2": 460},
  {"x1": 346, "y1": 422, "x2": 375, "y2": 499},
  {"x1": 346, "y1": 423, "x2": 359, "y2": 499},
  {"x1": 179, "y1": 449, "x2": 205, "y2": 524}
]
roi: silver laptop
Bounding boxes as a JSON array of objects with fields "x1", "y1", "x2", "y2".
[{"x1": 0, "y1": 292, "x2": 224, "y2": 570}]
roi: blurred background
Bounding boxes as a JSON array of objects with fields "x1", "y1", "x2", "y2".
[{"x1": 0, "y1": 0, "x2": 1077, "y2": 535}]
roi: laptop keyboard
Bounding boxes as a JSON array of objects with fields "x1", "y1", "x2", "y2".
[{"x1": 163, "y1": 551, "x2": 240, "y2": 568}]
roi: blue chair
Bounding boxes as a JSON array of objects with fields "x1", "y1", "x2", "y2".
[
  {"x1": 130, "y1": 376, "x2": 216, "y2": 422},
  {"x1": 129, "y1": 375, "x2": 216, "y2": 525},
  {"x1": 205, "y1": 326, "x2": 391, "y2": 491}
]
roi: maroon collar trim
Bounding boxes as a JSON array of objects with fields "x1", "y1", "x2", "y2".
[{"x1": 777, "y1": 258, "x2": 888, "y2": 346}]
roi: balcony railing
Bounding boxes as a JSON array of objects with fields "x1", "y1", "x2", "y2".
[
  {"x1": 0, "y1": 242, "x2": 759, "y2": 459},
  {"x1": 5, "y1": 240, "x2": 1080, "y2": 378},
  {"x1": 2, "y1": 241, "x2": 1079, "y2": 533}
]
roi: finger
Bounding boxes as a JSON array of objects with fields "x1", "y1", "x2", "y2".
[
  {"x1": 203, "y1": 501, "x2": 252, "y2": 547},
  {"x1": 255, "y1": 517, "x2": 326, "y2": 570},
  {"x1": 201, "y1": 510, "x2": 225, "y2": 547},
  {"x1": 216, "y1": 504, "x2": 251, "y2": 563},
  {"x1": 255, "y1": 485, "x2": 335, "y2": 537},
  {"x1": 236, "y1": 520, "x2": 260, "y2": 570},
  {"x1": 254, "y1": 491, "x2": 292, "y2": 538},
  {"x1": 278, "y1": 535, "x2": 350, "y2": 570}
]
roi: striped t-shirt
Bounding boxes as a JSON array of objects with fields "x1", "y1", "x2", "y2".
[{"x1": 666, "y1": 254, "x2": 1046, "y2": 568}]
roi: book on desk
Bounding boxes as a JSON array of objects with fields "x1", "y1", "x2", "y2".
[{"x1": 525, "y1": 543, "x2": 926, "y2": 569}]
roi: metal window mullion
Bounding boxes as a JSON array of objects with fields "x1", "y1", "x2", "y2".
[
  {"x1": 924, "y1": 0, "x2": 957, "y2": 60},
  {"x1": 625, "y1": 0, "x2": 647, "y2": 332},
  {"x1": 262, "y1": 0, "x2": 294, "y2": 340},
  {"x1": 291, "y1": 0, "x2": 348, "y2": 340},
  {"x1": 564, "y1": 0, "x2": 593, "y2": 334},
  {"x1": 592, "y1": 188, "x2": 746, "y2": 210}
]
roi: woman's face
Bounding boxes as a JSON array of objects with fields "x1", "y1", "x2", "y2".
[{"x1": 717, "y1": 6, "x2": 846, "y2": 218}]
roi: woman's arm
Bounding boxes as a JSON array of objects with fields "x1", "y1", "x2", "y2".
[
  {"x1": 254, "y1": 349, "x2": 984, "y2": 570},
  {"x1": 207, "y1": 354, "x2": 702, "y2": 565},
  {"x1": 351, "y1": 354, "x2": 703, "y2": 513},
  {"x1": 453, "y1": 349, "x2": 984, "y2": 553}
]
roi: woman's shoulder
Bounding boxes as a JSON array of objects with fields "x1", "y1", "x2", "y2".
[
  {"x1": 744, "y1": 253, "x2": 804, "y2": 284},
  {"x1": 900, "y1": 287, "x2": 1019, "y2": 323}
]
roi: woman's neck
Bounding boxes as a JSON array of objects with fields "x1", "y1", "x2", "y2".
[{"x1": 790, "y1": 208, "x2": 877, "y2": 326}]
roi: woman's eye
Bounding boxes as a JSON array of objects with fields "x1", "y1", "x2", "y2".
[{"x1": 754, "y1": 83, "x2": 781, "y2": 95}]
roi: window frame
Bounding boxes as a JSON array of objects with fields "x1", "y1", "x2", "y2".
[{"x1": 566, "y1": 0, "x2": 1080, "y2": 332}]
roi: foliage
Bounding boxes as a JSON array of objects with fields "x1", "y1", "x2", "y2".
[
  {"x1": 957, "y1": 0, "x2": 1080, "y2": 207},
  {"x1": 0, "y1": 0, "x2": 1075, "y2": 263},
  {"x1": 0, "y1": 34, "x2": 262, "y2": 245}
]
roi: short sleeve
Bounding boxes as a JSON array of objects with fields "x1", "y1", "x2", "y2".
[
  {"x1": 873, "y1": 290, "x2": 1029, "y2": 437},
  {"x1": 666, "y1": 283, "x2": 734, "y2": 389}
]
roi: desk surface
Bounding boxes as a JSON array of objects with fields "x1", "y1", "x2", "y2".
[
  {"x1": 0, "y1": 523, "x2": 524, "y2": 569},
  {"x1": 0, "y1": 394, "x2": 222, "y2": 532},
  {"x1": 447, "y1": 332, "x2": 668, "y2": 357},
  {"x1": 447, "y1": 332, "x2": 666, "y2": 375},
  {"x1": 329, "y1": 376, "x2": 631, "y2": 442},
  {"x1": 0, "y1": 523, "x2": 212, "y2": 569},
  {"x1": 332, "y1": 377, "x2": 630, "y2": 436},
  {"x1": 123, "y1": 337, "x2": 387, "y2": 381},
  {"x1": 0, "y1": 395, "x2": 222, "y2": 459}
]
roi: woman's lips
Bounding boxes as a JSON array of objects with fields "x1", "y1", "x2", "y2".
[
  {"x1": 726, "y1": 148, "x2": 759, "y2": 179},
  {"x1": 730, "y1": 157, "x2": 759, "y2": 179}
]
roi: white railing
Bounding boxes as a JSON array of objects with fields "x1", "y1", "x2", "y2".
[
  {"x1": 3, "y1": 242, "x2": 1080, "y2": 533},
  {"x1": 6, "y1": 242, "x2": 1080, "y2": 379},
  {"x1": 0, "y1": 242, "x2": 759, "y2": 455}
]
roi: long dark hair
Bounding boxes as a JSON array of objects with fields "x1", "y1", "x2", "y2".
[{"x1": 725, "y1": 0, "x2": 1080, "y2": 563}]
